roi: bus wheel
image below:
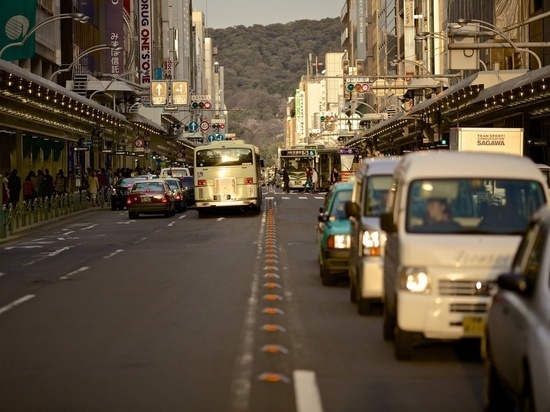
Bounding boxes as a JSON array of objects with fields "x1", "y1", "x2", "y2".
[{"x1": 197, "y1": 209, "x2": 207, "y2": 218}]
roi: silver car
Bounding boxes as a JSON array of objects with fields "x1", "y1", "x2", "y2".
[{"x1": 484, "y1": 206, "x2": 550, "y2": 412}]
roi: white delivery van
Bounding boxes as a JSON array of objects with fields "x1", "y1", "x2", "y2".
[
  {"x1": 345, "y1": 157, "x2": 400, "y2": 315},
  {"x1": 380, "y1": 151, "x2": 547, "y2": 360},
  {"x1": 160, "y1": 167, "x2": 191, "y2": 178}
]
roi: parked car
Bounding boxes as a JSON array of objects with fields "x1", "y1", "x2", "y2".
[
  {"x1": 126, "y1": 179, "x2": 176, "y2": 219},
  {"x1": 110, "y1": 177, "x2": 149, "y2": 210},
  {"x1": 161, "y1": 177, "x2": 187, "y2": 212},
  {"x1": 179, "y1": 176, "x2": 195, "y2": 207},
  {"x1": 483, "y1": 205, "x2": 550, "y2": 412},
  {"x1": 316, "y1": 181, "x2": 354, "y2": 286},
  {"x1": 345, "y1": 157, "x2": 399, "y2": 315}
]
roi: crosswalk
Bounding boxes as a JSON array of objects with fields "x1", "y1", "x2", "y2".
[{"x1": 262, "y1": 189, "x2": 325, "y2": 200}]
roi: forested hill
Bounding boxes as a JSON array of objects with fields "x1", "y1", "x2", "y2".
[{"x1": 209, "y1": 18, "x2": 342, "y2": 164}]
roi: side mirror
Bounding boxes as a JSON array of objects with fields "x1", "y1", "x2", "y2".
[
  {"x1": 344, "y1": 201, "x2": 359, "y2": 219},
  {"x1": 496, "y1": 273, "x2": 534, "y2": 297},
  {"x1": 318, "y1": 214, "x2": 329, "y2": 223}
]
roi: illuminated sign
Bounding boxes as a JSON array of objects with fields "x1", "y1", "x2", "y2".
[{"x1": 280, "y1": 150, "x2": 315, "y2": 156}]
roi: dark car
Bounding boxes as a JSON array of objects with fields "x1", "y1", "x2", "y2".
[
  {"x1": 126, "y1": 179, "x2": 176, "y2": 219},
  {"x1": 161, "y1": 177, "x2": 187, "y2": 212},
  {"x1": 110, "y1": 177, "x2": 148, "y2": 210},
  {"x1": 179, "y1": 176, "x2": 195, "y2": 207}
]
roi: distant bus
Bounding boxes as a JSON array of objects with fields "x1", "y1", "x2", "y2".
[
  {"x1": 278, "y1": 145, "x2": 360, "y2": 191},
  {"x1": 194, "y1": 140, "x2": 263, "y2": 217}
]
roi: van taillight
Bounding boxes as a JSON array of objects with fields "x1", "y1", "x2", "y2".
[
  {"x1": 244, "y1": 177, "x2": 254, "y2": 184},
  {"x1": 198, "y1": 179, "x2": 207, "y2": 186}
]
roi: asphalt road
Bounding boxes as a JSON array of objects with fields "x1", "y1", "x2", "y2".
[{"x1": 0, "y1": 188, "x2": 483, "y2": 412}]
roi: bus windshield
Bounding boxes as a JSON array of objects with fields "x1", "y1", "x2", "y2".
[{"x1": 196, "y1": 148, "x2": 253, "y2": 167}]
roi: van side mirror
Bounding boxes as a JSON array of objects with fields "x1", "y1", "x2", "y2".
[
  {"x1": 344, "y1": 201, "x2": 359, "y2": 219},
  {"x1": 380, "y1": 212, "x2": 396, "y2": 233}
]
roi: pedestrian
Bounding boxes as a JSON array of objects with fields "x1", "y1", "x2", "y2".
[
  {"x1": 7, "y1": 169, "x2": 22, "y2": 206},
  {"x1": 88, "y1": 170, "x2": 100, "y2": 206},
  {"x1": 312, "y1": 168, "x2": 319, "y2": 193},
  {"x1": 304, "y1": 167, "x2": 313, "y2": 192},
  {"x1": 23, "y1": 171, "x2": 38, "y2": 203},
  {"x1": 39, "y1": 168, "x2": 54, "y2": 199},
  {"x1": 1, "y1": 171, "x2": 10, "y2": 206},
  {"x1": 330, "y1": 167, "x2": 339, "y2": 185},
  {"x1": 66, "y1": 170, "x2": 77, "y2": 193},
  {"x1": 282, "y1": 168, "x2": 290, "y2": 193},
  {"x1": 54, "y1": 169, "x2": 66, "y2": 196}
]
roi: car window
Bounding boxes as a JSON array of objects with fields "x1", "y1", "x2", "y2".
[
  {"x1": 329, "y1": 189, "x2": 352, "y2": 220},
  {"x1": 364, "y1": 175, "x2": 393, "y2": 216},
  {"x1": 515, "y1": 222, "x2": 544, "y2": 289}
]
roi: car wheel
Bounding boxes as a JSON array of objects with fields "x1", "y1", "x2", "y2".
[
  {"x1": 111, "y1": 203, "x2": 117, "y2": 211},
  {"x1": 350, "y1": 280, "x2": 358, "y2": 303},
  {"x1": 129, "y1": 211, "x2": 139, "y2": 219},
  {"x1": 483, "y1": 347, "x2": 515, "y2": 412},
  {"x1": 320, "y1": 266, "x2": 338, "y2": 286},
  {"x1": 383, "y1": 302, "x2": 395, "y2": 341},
  {"x1": 394, "y1": 326, "x2": 414, "y2": 361}
]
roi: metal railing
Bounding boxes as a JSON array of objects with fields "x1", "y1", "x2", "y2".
[{"x1": 0, "y1": 188, "x2": 108, "y2": 240}]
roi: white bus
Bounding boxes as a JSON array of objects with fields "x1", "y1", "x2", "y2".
[{"x1": 194, "y1": 140, "x2": 263, "y2": 217}]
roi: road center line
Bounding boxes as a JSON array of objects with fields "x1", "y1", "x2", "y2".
[
  {"x1": 59, "y1": 266, "x2": 89, "y2": 280},
  {"x1": 294, "y1": 370, "x2": 324, "y2": 412},
  {"x1": 0, "y1": 295, "x2": 36, "y2": 316},
  {"x1": 104, "y1": 249, "x2": 124, "y2": 259}
]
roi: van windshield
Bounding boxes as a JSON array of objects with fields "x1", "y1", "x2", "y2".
[
  {"x1": 406, "y1": 178, "x2": 546, "y2": 234},
  {"x1": 364, "y1": 175, "x2": 393, "y2": 217}
]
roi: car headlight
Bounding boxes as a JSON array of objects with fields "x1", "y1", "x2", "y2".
[
  {"x1": 327, "y1": 234, "x2": 350, "y2": 249},
  {"x1": 361, "y1": 230, "x2": 386, "y2": 256},
  {"x1": 399, "y1": 267, "x2": 431, "y2": 293}
]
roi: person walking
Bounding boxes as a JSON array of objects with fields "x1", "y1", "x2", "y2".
[
  {"x1": 7, "y1": 169, "x2": 22, "y2": 206},
  {"x1": 87, "y1": 170, "x2": 100, "y2": 206},
  {"x1": 330, "y1": 167, "x2": 339, "y2": 185},
  {"x1": 2, "y1": 171, "x2": 10, "y2": 206},
  {"x1": 282, "y1": 168, "x2": 290, "y2": 193},
  {"x1": 304, "y1": 167, "x2": 313, "y2": 193},
  {"x1": 23, "y1": 171, "x2": 38, "y2": 203},
  {"x1": 54, "y1": 169, "x2": 66, "y2": 196},
  {"x1": 66, "y1": 170, "x2": 77, "y2": 194},
  {"x1": 312, "y1": 168, "x2": 319, "y2": 193},
  {"x1": 39, "y1": 169, "x2": 54, "y2": 199}
]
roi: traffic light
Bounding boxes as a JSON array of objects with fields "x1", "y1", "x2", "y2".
[
  {"x1": 346, "y1": 82, "x2": 371, "y2": 92},
  {"x1": 191, "y1": 99, "x2": 212, "y2": 109}
]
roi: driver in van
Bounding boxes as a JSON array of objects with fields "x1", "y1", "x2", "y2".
[{"x1": 425, "y1": 198, "x2": 454, "y2": 226}]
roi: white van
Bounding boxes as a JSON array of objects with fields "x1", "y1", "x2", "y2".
[
  {"x1": 380, "y1": 151, "x2": 547, "y2": 360},
  {"x1": 160, "y1": 167, "x2": 191, "y2": 178},
  {"x1": 345, "y1": 157, "x2": 400, "y2": 315}
]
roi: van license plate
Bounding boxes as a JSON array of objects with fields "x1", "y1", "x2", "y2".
[{"x1": 463, "y1": 316, "x2": 485, "y2": 336}]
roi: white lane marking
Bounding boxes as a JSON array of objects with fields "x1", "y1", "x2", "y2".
[
  {"x1": 0, "y1": 272, "x2": 5, "y2": 278},
  {"x1": 79, "y1": 224, "x2": 97, "y2": 231},
  {"x1": 0, "y1": 295, "x2": 36, "y2": 316},
  {"x1": 44, "y1": 246, "x2": 71, "y2": 257},
  {"x1": 265, "y1": 197, "x2": 275, "y2": 200},
  {"x1": 217, "y1": 217, "x2": 226, "y2": 222},
  {"x1": 294, "y1": 370, "x2": 324, "y2": 412},
  {"x1": 228, "y1": 209, "x2": 265, "y2": 410},
  {"x1": 117, "y1": 221, "x2": 133, "y2": 225},
  {"x1": 168, "y1": 221, "x2": 176, "y2": 227},
  {"x1": 59, "y1": 266, "x2": 89, "y2": 280},
  {"x1": 298, "y1": 197, "x2": 308, "y2": 199},
  {"x1": 179, "y1": 214, "x2": 187, "y2": 219},
  {"x1": 104, "y1": 249, "x2": 124, "y2": 259},
  {"x1": 4, "y1": 245, "x2": 44, "y2": 250},
  {"x1": 61, "y1": 231, "x2": 76, "y2": 235},
  {"x1": 314, "y1": 196, "x2": 324, "y2": 199},
  {"x1": 281, "y1": 197, "x2": 291, "y2": 199}
]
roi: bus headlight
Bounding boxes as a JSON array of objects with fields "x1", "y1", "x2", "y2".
[
  {"x1": 327, "y1": 234, "x2": 350, "y2": 249},
  {"x1": 399, "y1": 267, "x2": 431, "y2": 293},
  {"x1": 361, "y1": 230, "x2": 386, "y2": 256}
]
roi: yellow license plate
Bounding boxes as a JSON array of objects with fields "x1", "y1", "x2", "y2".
[
  {"x1": 463, "y1": 316, "x2": 485, "y2": 336},
  {"x1": 142, "y1": 196, "x2": 151, "y2": 203}
]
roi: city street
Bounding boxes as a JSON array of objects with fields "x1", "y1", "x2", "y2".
[{"x1": 0, "y1": 189, "x2": 483, "y2": 412}]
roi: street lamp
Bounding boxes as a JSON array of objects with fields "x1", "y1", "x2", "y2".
[
  {"x1": 49, "y1": 44, "x2": 124, "y2": 82},
  {"x1": 391, "y1": 58, "x2": 432, "y2": 75},
  {"x1": 0, "y1": 13, "x2": 90, "y2": 60},
  {"x1": 448, "y1": 18, "x2": 542, "y2": 69},
  {"x1": 89, "y1": 70, "x2": 144, "y2": 100}
]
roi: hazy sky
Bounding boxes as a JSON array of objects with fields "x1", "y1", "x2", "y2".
[{"x1": 193, "y1": 0, "x2": 341, "y2": 29}]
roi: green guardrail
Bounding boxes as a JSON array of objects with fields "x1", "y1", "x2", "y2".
[{"x1": 0, "y1": 188, "x2": 109, "y2": 240}]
